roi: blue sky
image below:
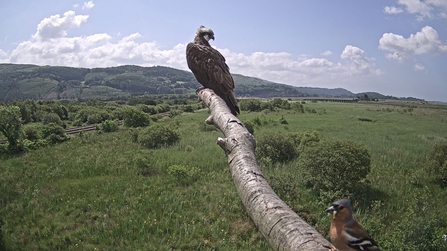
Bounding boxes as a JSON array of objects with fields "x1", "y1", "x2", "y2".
[{"x1": 1, "y1": 0, "x2": 446, "y2": 101}]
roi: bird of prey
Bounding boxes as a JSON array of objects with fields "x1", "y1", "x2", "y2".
[
  {"x1": 186, "y1": 25, "x2": 240, "y2": 116},
  {"x1": 326, "y1": 199, "x2": 381, "y2": 251}
]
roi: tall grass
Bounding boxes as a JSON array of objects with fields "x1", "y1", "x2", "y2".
[{"x1": 1, "y1": 101, "x2": 447, "y2": 250}]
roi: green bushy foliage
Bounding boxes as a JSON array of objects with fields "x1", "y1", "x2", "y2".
[
  {"x1": 243, "y1": 121, "x2": 255, "y2": 134},
  {"x1": 182, "y1": 105, "x2": 194, "y2": 113},
  {"x1": 256, "y1": 133, "x2": 297, "y2": 163},
  {"x1": 289, "y1": 131, "x2": 320, "y2": 153},
  {"x1": 99, "y1": 120, "x2": 119, "y2": 133},
  {"x1": 42, "y1": 112, "x2": 62, "y2": 125},
  {"x1": 252, "y1": 115, "x2": 274, "y2": 127},
  {"x1": 137, "y1": 124, "x2": 180, "y2": 149},
  {"x1": 239, "y1": 99, "x2": 262, "y2": 112},
  {"x1": 23, "y1": 123, "x2": 45, "y2": 141},
  {"x1": 299, "y1": 140, "x2": 371, "y2": 199},
  {"x1": 136, "y1": 104, "x2": 157, "y2": 114},
  {"x1": 42, "y1": 123, "x2": 69, "y2": 144},
  {"x1": 123, "y1": 107, "x2": 150, "y2": 128},
  {"x1": 73, "y1": 107, "x2": 111, "y2": 125},
  {"x1": 168, "y1": 164, "x2": 199, "y2": 186},
  {"x1": 0, "y1": 105, "x2": 26, "y2": 153},
  {"x1": 425, "y1": 143, "x2": 447, "y2": 183}
]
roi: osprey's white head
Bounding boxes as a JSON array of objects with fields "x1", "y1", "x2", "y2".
[{"x1": 196, "y1": 25, "x2": 215, "y2": 41}]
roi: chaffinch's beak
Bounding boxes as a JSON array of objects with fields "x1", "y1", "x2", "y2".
[{"x1": 326, "y1": 206, "x2": 337, "y2": 219}]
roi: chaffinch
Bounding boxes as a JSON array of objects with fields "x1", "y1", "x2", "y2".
[{"x1": 326, "y1": 199, "x2": 381, "y2": 251}]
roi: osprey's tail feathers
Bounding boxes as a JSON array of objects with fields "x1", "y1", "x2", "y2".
[{"x1": 224, "y1": 91, "x2": 240, "y2": 116}]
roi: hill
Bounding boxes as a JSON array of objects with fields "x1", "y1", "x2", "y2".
[{"x1": 0, "y1": 63, "x2": 421, "y2": 102}]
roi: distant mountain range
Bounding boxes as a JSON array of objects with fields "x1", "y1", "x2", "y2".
[{"x1": 0, "y1": 63, "x2": 423, "y2": 102}]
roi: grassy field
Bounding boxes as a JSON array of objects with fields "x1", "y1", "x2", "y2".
[{"x1": 1, "y1": 101, "x2": 447, "y2": 250}]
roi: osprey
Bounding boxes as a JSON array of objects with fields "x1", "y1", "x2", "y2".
[{"x1": 186, "y1": 26, "x2": 240, "y2": 116}]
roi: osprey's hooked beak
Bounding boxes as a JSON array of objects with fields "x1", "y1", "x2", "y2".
[
  {"x1": 325, "y1": 206, "x2": 337, "y2": 219},
  {"x1": 203, "y1": 34, "x2": 215, "y2": 41}
]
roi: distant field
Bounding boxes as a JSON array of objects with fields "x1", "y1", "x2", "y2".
[{"x1": 1, "y1": 101, "x2": 446, "y2": 250}]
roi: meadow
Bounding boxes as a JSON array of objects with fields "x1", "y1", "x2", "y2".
[{"x1": 1, "y1": 100, "x2": 447, "y2": 250}]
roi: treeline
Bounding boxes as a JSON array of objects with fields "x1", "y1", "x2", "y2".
[{"x1": 0, "y1": 96, "x2": 205, "y2": 153}]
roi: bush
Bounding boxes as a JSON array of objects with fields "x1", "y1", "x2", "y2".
[
  {"x1": 425, "y1": 143, "x2": 447, "y2": 183},
  {"x1": 168, "y1": 164, "x2": 199, "y2": 186},
  {"x1": 23, "y1": 123, "x2": 44, "y2": 141},
  {"x1": 42, "y1": 123, "x2": 69, "y2": 144},
  {"x1": 182, "y1": 105, "x2": 194, "y2": 113},
  {"x1": 256, "y1": 133, "x2": 297, "y2": 163},
  {"x1": 99, "y1": 120, "x2": 119, "y2": 133},
  {"x1": 299, "y1": 140, "x2": 371, "y2": 199},
  {"x1": 123, "y1": 107, "x2": 150, "y2": 128},
  {"x1": 42, "y1": 112, "x2": 62, "y2": 125},
  {"x1": 239, "y1": 99, "x2": 262, "y2": 112},
  {"x1": 74, "y1": 107, "x2": 110, "y2": 125},
  {"x1": 289, "y1": 131, "x2": 320, "y2": 153},
  {"x1": 137, "y1": 124, "x2": 180, "y2": 149}
]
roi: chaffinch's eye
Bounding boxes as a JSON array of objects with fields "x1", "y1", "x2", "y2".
[{"x1": 338, "y1": 206, "x2": 344, "y2": 210}]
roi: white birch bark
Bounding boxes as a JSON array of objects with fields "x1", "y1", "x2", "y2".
[{"x1": 197, "y1": 88, "x2": 336, "y2": 251}]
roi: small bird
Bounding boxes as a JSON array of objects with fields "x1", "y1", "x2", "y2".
[
  {"x1": 326, "y1": 199, "x2": 381, "y2": 251},
  {"x1": 186, "y1": 25, "x2": 240, "y2": 116}
]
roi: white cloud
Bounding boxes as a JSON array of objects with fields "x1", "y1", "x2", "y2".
[
  {"x1": 399, "y1": 0, "x2": 432, "y2": 18},
  {"x1": 379, "y1": 26, "x2": 447, "y2": 61},
  {"x1": 33, "y1": 11, "x2": 88, "y2": 41},
  {"x1": 0, "y1": 49, "x2": 8, "y2": 62},
  {"x1": 413, "y1": 63, "x2": 426, "y2": 71},
  {"x1": 321, "y1": 50, "x2": 333, "y2": 56},
  {"x1": 386, "y1": 0, "x2": 447, "y2": 20},
  {"x1": 383, "y1": 6, "x2": 404, "y2": 14},
  {"x1": 83, "y1": 1, "x2": 95, "y2": 10},
  {"x1": 340, "y1": 45, "x2": 377, "y2": 75}
]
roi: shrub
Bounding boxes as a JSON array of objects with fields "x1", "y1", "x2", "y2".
[
  {"x1": 256, "y1": 133, "x2": 297, "y2": 163},
  {"x1": 425, "y1": 143, "x2": 447, "y2": 183},
  {"x1": 289, "y1": 131, "x2": 320, "y2": 153},
  {"x1": 99, "y1": 120, "x2": 119, "y2": 133},
  {"x1": 0, "y1": 105, "x2": 26, "y2": 153},
  {"x1": 137, "y1": 124, "x2": 180, "y2": 149},
  {"x1": 123, "y1": 107, "x2": 150, "y2": 128},
  {"x1": 182, "y1": 105, "x2": 194, "y2": 113},
  {"x1": 239, "y1": 99, "x2": 262, "y2": 112},
  {"x1": 23, "y1": 123, "x2": 44, "y2": 141},
  {"x1": 42, "y1": 112, "x2": 62, "y2": 125},
  {"x1": 129, "y1": 128, "x2": 140, "y2": 142},
  {"x1": 42, "y1": 123, "x2": 69, "y2": 144},
  {"x1": 252, "y1": 115, "x2": 273, "y2": 127},
  {"x1": 299, "y1": 140, "x2": 371, "y2": 198},
  {"x1": 74, "y1": 107, "x2": 110, "y2": 125},
  {"x1": 168, "y1": 164, "x2": 199, "y2": 186}
]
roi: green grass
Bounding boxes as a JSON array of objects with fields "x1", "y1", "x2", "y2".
[{"x1": 1, "y1": 101, "x2": 447, "y2": 250}]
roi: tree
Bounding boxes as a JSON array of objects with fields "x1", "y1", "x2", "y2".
[
  {"x1": 0, "y1": 105, "x2": 26, "y2": 152},
  {"x1": 197, "y1": 88, "x2": 334, "y2": 251}
]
